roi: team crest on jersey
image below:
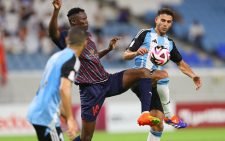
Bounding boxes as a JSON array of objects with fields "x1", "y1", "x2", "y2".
[
  {"x1": 152, "y1": 39, "x2": 157, "y2": 43},
  {"x1": 150, "y1": 40, "x2": 169, "y2": 51},
  {"x1": 89, "y1": 49, "x2": 95, "y2": 55},
  {"x1": 89, "y1": 48, "x2": 98, "y2": 57}
]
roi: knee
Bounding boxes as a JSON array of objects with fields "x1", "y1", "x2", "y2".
[
  {"x1": 161, "y1": 70, "x2": 168, "y2": 78},
  {"x1": 139, "y1": 68, "x2": 152, "y2": 78},
  {"x1": 152, "y1": 70, "x2": 168, "y2": 81}
]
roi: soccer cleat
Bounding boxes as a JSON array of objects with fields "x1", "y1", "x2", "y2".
[
  {"x1": 137, "y1": 111, "x2": 160, "y2": 126},
  {"x1": 164, "y1": 115, "x2": 188, "y2": 129}
]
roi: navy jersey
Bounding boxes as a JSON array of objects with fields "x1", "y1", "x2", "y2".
[
  {"x1": 27, "y1": 48, "x2": 80, "y2": 128},
  {"x1": 128, "y1": 28, "x2": 182, "y2": 84},
  {"x1": 53, "y1": 31, "x2": 109, "y2": 84}
]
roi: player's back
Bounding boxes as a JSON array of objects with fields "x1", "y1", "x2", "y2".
[{"x1": 27, "y1": 48, "x2": 75, "y2": 127}]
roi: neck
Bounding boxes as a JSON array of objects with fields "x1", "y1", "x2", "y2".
[
  {"x1": 154, "y1": 27, "x2": 165, "y2": 36},
  {"x1": 69, "y1": 45, "x2": 83, "y2": 57}
]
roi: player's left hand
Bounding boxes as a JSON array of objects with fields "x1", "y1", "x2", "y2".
[
  {"x1": 108, "y1": 37, "x2": 120, "y2": 50},
  {"x1": 193, "y1": 76, "x2": 201, "y2": 90}
]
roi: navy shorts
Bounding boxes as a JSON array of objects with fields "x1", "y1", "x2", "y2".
[{"x1": 79, "y1": 71, "x2": 127, "y2": 121}]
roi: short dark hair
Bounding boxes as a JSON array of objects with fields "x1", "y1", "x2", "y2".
[
  {"x1": 67, "y1": 7, "x2": 85, "y2": 17},
  {"x1": 157, "y1": 8, "x2": 175, "y2": 20},
  {"x1": 67, "y1": 27, "x2": 88, "y2": 46}
]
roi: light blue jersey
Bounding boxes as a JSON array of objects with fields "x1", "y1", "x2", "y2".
[
  {"x1": 128, "y1": 28, "x2": 182, "y2": 85},
  {"x1": 27, "y1": 48, "x2": 80, "y2": 128}
]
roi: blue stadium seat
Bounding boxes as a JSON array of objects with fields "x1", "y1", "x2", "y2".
[
  {"x1": 174, "y1": 0, "x2": 225, "y2": 53},
  {"x1": 216, "y1": 43, "x2": 225, "y2": 60}
]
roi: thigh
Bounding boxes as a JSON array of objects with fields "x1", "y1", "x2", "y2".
[
  {"x1": 33, "y1": 124, "x2": 63, "y2": 141},
  {"x1": 122, "y1": 68, "x2": 149, "y2": 90},
  {"x1": 79, "y1": 84, "x2": 106, "y2": 121},
  {"x1": 122, "y1": 68, "x2": 168, "y2": 89},
  {"x1": 106, "y1": 71, "x2": 128, "y2": 97}
]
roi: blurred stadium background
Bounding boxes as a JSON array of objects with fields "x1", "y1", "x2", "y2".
[{"x1": 0, "y1": 0, "x2": 225, "y2": 141}]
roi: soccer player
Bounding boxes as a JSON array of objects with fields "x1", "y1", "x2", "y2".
[
  {"x1": 27, "y1": 27, "x2": 88, "y2": 141},
  {"x1": 123, "y1": 8, "x2": 201, "y2": 140},
  {"x1": 49, "y1": 0, "x2": 168, "y2": 141}
]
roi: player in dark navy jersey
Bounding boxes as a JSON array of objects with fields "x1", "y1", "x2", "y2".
[
  {"x1": 124, "y1": 8, "x2": 202, "y2": 141},
  {"x1": 49, "y1": 1, "x2": 168, "y2": 141},
  {"x1": 27, "y1": 27, "x2": 87, "y2": 141}
]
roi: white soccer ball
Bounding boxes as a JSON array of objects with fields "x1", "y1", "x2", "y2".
[{"x1": 149, "y1": 46, "x2": 170, "y2": 66}]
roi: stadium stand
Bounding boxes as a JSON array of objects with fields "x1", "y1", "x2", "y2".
[
  {"x1": 172, "y1": 0, "x2": 225, "y2": 53},
  {"x1": 1, "y1": 0, "x2": 224, "y2": 71}
]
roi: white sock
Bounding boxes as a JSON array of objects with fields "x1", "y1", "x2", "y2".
[
  {"x1": 147, "y1": 130, "x2": 162, "y2": 141},
  {"x1": 157, "y1": 84, "x2": 173, "y2": 118}
]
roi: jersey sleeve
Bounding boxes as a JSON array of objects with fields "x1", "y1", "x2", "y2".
[
  {"x1": 61, "y1": 56, "x2": 76, "y2": 82},
  {"x1": 52, "y1": 30, "x2": 68, "y2": 50},
  {"x1": 170, "y1": 41, "x2": 183, "y2": 63},
  {"x1": 127, "y1": 29, "x2": 149, "y2": 52}
]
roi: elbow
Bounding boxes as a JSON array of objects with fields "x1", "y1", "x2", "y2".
[{"x1": 122, "y1": 54, "x2": 128, "y2": 60}]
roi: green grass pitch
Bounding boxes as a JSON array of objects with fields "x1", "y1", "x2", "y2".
[{"x1": 0, "y1": 128, "x2": 225, "y2": 141}]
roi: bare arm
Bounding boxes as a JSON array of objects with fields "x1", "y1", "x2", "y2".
[
  {"x1": 98, "y1": 37, "x2": 120, "y2": 58},
  {"x1": 60, "y1": 77, "x2": 78, "y2": 140},
  {"x1": 49, "y1": 0, "x2": 61, "y2": 41},
  {"x1": 123, "y1": 49, "x2": 138, "y2": 60},
  {"x1": 123, "y1": 47, "x2": 148, "y2": 60},
  {"x1": 98, "y1": 48, "x2": 112, "y2": 59},
  {"x1": 176, "y1": 60, "x2": 202, "y2": 90}
]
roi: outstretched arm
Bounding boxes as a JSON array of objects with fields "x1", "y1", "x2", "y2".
[
  {"x1": 98, "y1": 37, "x2": 120, "y2": 58},
  {"x1": 176, "y1": 60, "x2": 202, "y2": 90},
  {"x1": 49, "y1": 0, "x2": 61, "y2": 41}
]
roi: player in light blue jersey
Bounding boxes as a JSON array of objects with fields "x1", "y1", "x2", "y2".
[
  {"x1": 27, "y1": 27, "x2": 87, "y2": 141},
  {"x1": 124, "y1": 8, "x2": 202, "y2": 141}
]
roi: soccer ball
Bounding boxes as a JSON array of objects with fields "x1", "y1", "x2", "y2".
[{"x1": 149, "y1": 46, "x2": 170, "y2": 66}]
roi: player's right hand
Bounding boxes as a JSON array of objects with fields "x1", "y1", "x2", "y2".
[
  {"x1": 193, "y1": 76, "x2": 201, "y2": 90},
  {"x1": 66, "y1": 118, "x2": 78, "y2": 140},
  {"x1": 137, "y1": 47, "x2": 148, "y2": 56},
  {"x1": 52, "y1": 0, "x2": 61, "y2": 10}
]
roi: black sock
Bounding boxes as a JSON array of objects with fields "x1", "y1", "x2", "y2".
[
  {"x1": 138, "y1": 78, "x2": 152, "y2": 112},
  {"x1": 73, "y1": 136, "x2": 81, "y2": 141}
]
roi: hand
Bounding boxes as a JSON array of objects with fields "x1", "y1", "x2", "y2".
[
  {"x1": 66, "y1": 118, "x2": 78, "y2": 140},
  {"x1": 137, "y1": 47, "x2": 148, "y2": 56},
  {"x1": 108, "y1": 37, "x2": 120, "y2": 51},
  {"x1": 193, "y1": 76, "x2": 201, "y2": 90},
  {"x1": 52, "y1": 0, "x2": 61, "y2": 10}
]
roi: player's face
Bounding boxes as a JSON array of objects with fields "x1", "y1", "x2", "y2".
[
  {"x1": 69, "y1": 12, "x2": 89, "y2": 31},
  {"x1": 155, "y1": 14, "x2": 173, "y2": 35}
]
